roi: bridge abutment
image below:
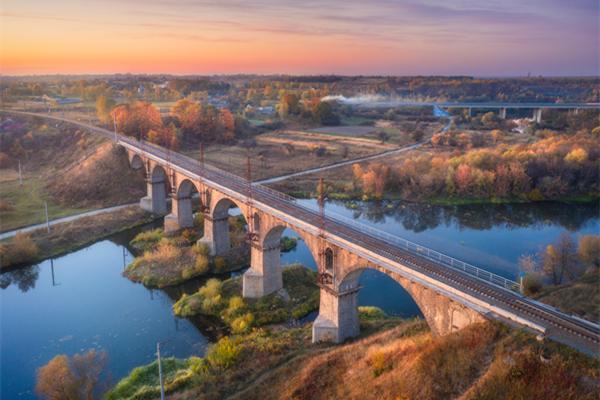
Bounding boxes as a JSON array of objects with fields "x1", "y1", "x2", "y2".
[
  {"x1": 141, "y1": 176, "x2": 167, "y2": 214},
  {"x1": 312, "y1": 285, "x2": 361, "y2": 343}
]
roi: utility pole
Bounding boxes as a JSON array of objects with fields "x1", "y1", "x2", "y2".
[
  {"x1": 157, "y1": 339, "x2": 172, "y2": 400},
  {"x1": 19, "y1": 160, "x2": 22, "y2": 185},
  {"x1": 113, "y1": 110, "x2": 118, "y2": 142},
  {"x1": 87, "y1": 106, "x2": 93, "y2": 133},
  {"x1": 45, "y1": 201, "x2": 50, "y2": 233}
]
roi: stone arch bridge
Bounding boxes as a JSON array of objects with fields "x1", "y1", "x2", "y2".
[
  {"x1": 122, "y1": 136, "x2": 551, "y2": 344},
  {"x1": 2, "y1": 108, "x2": 599, "y2": 350}
]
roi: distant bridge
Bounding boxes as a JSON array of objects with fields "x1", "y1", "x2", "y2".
[
  {"x1": 3, "y1": 109, "x2": 599, "y2": 353},
  {"x1": 346, "y1": 101, "x2": 600, "y2": 123}
]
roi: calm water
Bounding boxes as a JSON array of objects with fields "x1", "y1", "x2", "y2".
[{"x1": 2, "y1": 200, "x2": 598, "y2": 398}]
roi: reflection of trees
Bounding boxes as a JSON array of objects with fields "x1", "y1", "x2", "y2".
[
  {"x1": 332, "y1": 200, "x2": 598, "y2": 234},
  {"x1": 0, "y1": 265, "x2": 40, "y2": 292}
]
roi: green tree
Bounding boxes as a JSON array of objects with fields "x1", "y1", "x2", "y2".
[
  {"x1": 312, "y1": 101, "x2": 339, "y2": 126},
  {"x1": 32, "y1": 84, "x2": 44, "y2": 96},
  {"x1": 95, "y1": 96, "x2": 117, "y2": 124}
]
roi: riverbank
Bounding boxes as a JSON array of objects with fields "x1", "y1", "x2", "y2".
[
  {"x1": 0, "y1": 205, "x2": 156, "y2": 268},
  {"x1": 106, "y1": 309, "x2": 600, "y2": 400}
]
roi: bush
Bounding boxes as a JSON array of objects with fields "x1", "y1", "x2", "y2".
[
  {"x1": 194, "y1": 254, "x2": 209, "y2": 274},
  {"x1": 180, "y1": 229, "x2": 195, "y2": 241},
  {"x1": 1, "y1": 231, "x2": 39, "y2": 267},
  {"x1": 359, "y1": 306, "x2": 388, "y2": 321},
  {"x1": 214, "y1": 257, "x2": 227, "y2": 271},
  {"x1": 199, "y1": 278, "x2": 223, "y2": 299},
  {"x1": 231, "y1": 313, "x2": 255, "y2": 334},
  {"x1": 523, "y1": 274, "x2": 543, "y2": 295},
  {"x1": 192, "y1": 243, "x2": 211, "y2": 256},
  {"x1": 130, "y1": 228, "x2": 164, "y2": 249},
  {"x1": 202, "y1": 336, "x2": 243, "y2": 375},
  {"x1": 0, "y1": 199, "x2": 13, "y2": 212}
]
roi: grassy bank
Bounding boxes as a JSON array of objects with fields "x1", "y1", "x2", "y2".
[
  {"x1": 173, "y1": 264, "x2": 319, "y2": 333},
  {"x1": 0, "y1": 120, "x2": 145, "y2": 233},
  {"x1": 532, "y1": 271, "x2": 600, "y2": 323},
  {"x1": 0, "y1": 205, "x2": 154, "y2": 268},
  {"x1": 107, "y1": 309, "x2": 599, "y2": 400},
  {"x1": 123, "y1": 215, "x2": 250, "y2": 288}
]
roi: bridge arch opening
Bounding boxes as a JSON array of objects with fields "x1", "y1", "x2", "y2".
[
  {"x1": 131, "y1": 154, "x2": 144, "y2": 170},
  {"x1": 243, "y1": 223, "x2": 320, "y2": 298},
  {"x1": 338, "y1": 267, "x2": 423, "y2": 320},
  {"x1": 204, "y1": 197, "x2": 249, "y2": 256}
]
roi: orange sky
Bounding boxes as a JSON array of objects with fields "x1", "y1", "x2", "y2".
[{"x1": 2, "y1": 0, "x2": 598, "y2": 76}]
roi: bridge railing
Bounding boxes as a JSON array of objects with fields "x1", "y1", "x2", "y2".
[
  {"x1": 300, "y1": 201, "x2": 521, "y2": 292},
  {"x1": 116, "y1": 132, "x2": 520, "y2": 292}
]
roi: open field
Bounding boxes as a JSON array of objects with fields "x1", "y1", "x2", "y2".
[{"x1": 308, "y1": 126, "x2": 380, "y2": 136}]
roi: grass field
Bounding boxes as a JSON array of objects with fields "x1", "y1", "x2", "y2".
[{"x1": 0, "y1": 177, "x2": 95, "y2": 233}]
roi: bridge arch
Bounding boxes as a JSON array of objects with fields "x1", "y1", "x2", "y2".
[
  {"x1": 199, "y1": 193, "x2": 250, "y2": 257},
  {"x1": 314, "y1": 261, "x2": 485, "y2": 342},
  {"x1": 130, "y1": 154, "x2": 144, "y2": 170},
  {"x1": 164, "y1": 178, "x2": 201, "y2": 233}
]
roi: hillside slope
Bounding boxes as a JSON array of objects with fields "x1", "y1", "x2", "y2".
[{"x1": 46, "y1": 142, "x2": 146, "y2": 208}]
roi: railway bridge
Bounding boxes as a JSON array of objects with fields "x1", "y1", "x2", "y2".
[
  {"x1": 120, "y1": 135, "x2": 599, "y2": 347},
  {"x1": 2, "y1": 109, "x2": 599, "y2": 351}
]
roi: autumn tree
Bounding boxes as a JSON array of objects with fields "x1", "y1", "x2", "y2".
[
  {"x1": 170, "y1": 98, "x2": 193, "y2": 119},
  {"x1": 112, "y1": 101, "x2": 162, "y2": 138},
  {"x1": 541, "y1": 232, "x2": 580, "y2": 285},
  {"x1": 578, "y1": 235, "x2": 599, "y2": 270},
  {"x1": 35, "y1": 349, "x2": 110, "y2": 400},
  {"x1": 95, "y1": 96, "x2": 116, "y2": 124},
  {"x1": 455, "y1": 164, "x2": 474, "y2": 196},
  {"x1": 377, "y1": 130, "x2": 390, "y2": 144},
  {"x1": 411, "y1": 129, "x2": 424, "y2": 143}
]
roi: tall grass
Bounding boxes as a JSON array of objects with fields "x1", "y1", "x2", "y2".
[{"x1": 0, "y1": 231, "x2": 38, "y2": 268}]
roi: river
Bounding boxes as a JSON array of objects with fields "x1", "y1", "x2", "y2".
[{"x1": 1, "y1": 200, "x2": 598, "y2": 399}]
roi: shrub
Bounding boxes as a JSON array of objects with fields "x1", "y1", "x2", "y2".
[
  {"x1": 214, "y1": 257, "x2": 227, "y2": 271},
  {"x1": 130, "y1": 228, "x2": 164, "y2": 249},
  {"x1": 192, "y1": 243, "x2": 211, "y2": 256},
  {"x1": 370, "y1": 351, "x2": 387, "y2": 377},
  {"x1": 203, "y1": 336, "x2": 243, "y2": 375},
  {"x1": 202, "y1": 295, "x2": 222, "y2": 314},
  {"x1": 528, "y1": 189, "x2": 544, "y2": 202},
  {"x1": 194, "y1": 254, "x2": 209, "y2": 274},
  {"x1": 231, "y1": 313, "x2": 255, "y2": 334},
  {"x1": 0, "y1": 199, "x2": 13, "y2": 212},
  {"x1": 180, "y1": 229, "x2": 195, "y2": 241},
  {"x1": 359, "y1": 306, "x2": 388, "y2": 321},
  {"x1": 523, "y1": 274, "x2": 543, "y2": 295},
  {"x1": 199, "y1": 278, "x2": 223, "y2": 299},
  {"x1": 1, "y1": 231, "x2": 39, "y2": 267}
]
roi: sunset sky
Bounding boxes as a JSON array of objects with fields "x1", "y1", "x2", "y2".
[{"x1": 2, "y1": 0, "x2": 598, "y2": 76}]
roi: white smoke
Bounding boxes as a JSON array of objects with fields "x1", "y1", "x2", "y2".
[{"x1": 321, "y1": 94, "x2": 389, "y2": 104}]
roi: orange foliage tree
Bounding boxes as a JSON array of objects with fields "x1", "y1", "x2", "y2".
[{"x1": 112, "y1": 101, "x2": 162, "y2": 138}]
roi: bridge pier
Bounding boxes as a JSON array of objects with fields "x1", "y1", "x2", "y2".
[
  {"x1": 499, "y1": 108, "x2": 506, "y2": 119},
  {"x1": 164, "y1": 193, "x2": 194, "y2": 233},
  {"x1": 467, "y1": 107, "x2": 472, "y2": 117},
  {"x1": 533, "y1": 108, "x2": 543, "y2": 123},
  {"x1": 243, "y1": 244, "x2": 283, "y2": 298},
  {"x1": 140, "y1": 176, "x2": 167, "y2": 214},
  {"x1": 312, "y1": 285, "x2": 361, "y2": 343},
  {"x1": 198, "y1": 213, "x2": 230, "y2": 255}
]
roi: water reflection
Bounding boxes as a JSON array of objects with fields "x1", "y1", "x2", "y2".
[
  {"x1": 343, "y1": 200, "x2": 599, "y2": 233},
  {"x1": 0, "y1": 264, "x2": 40, "y2": 292}
]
